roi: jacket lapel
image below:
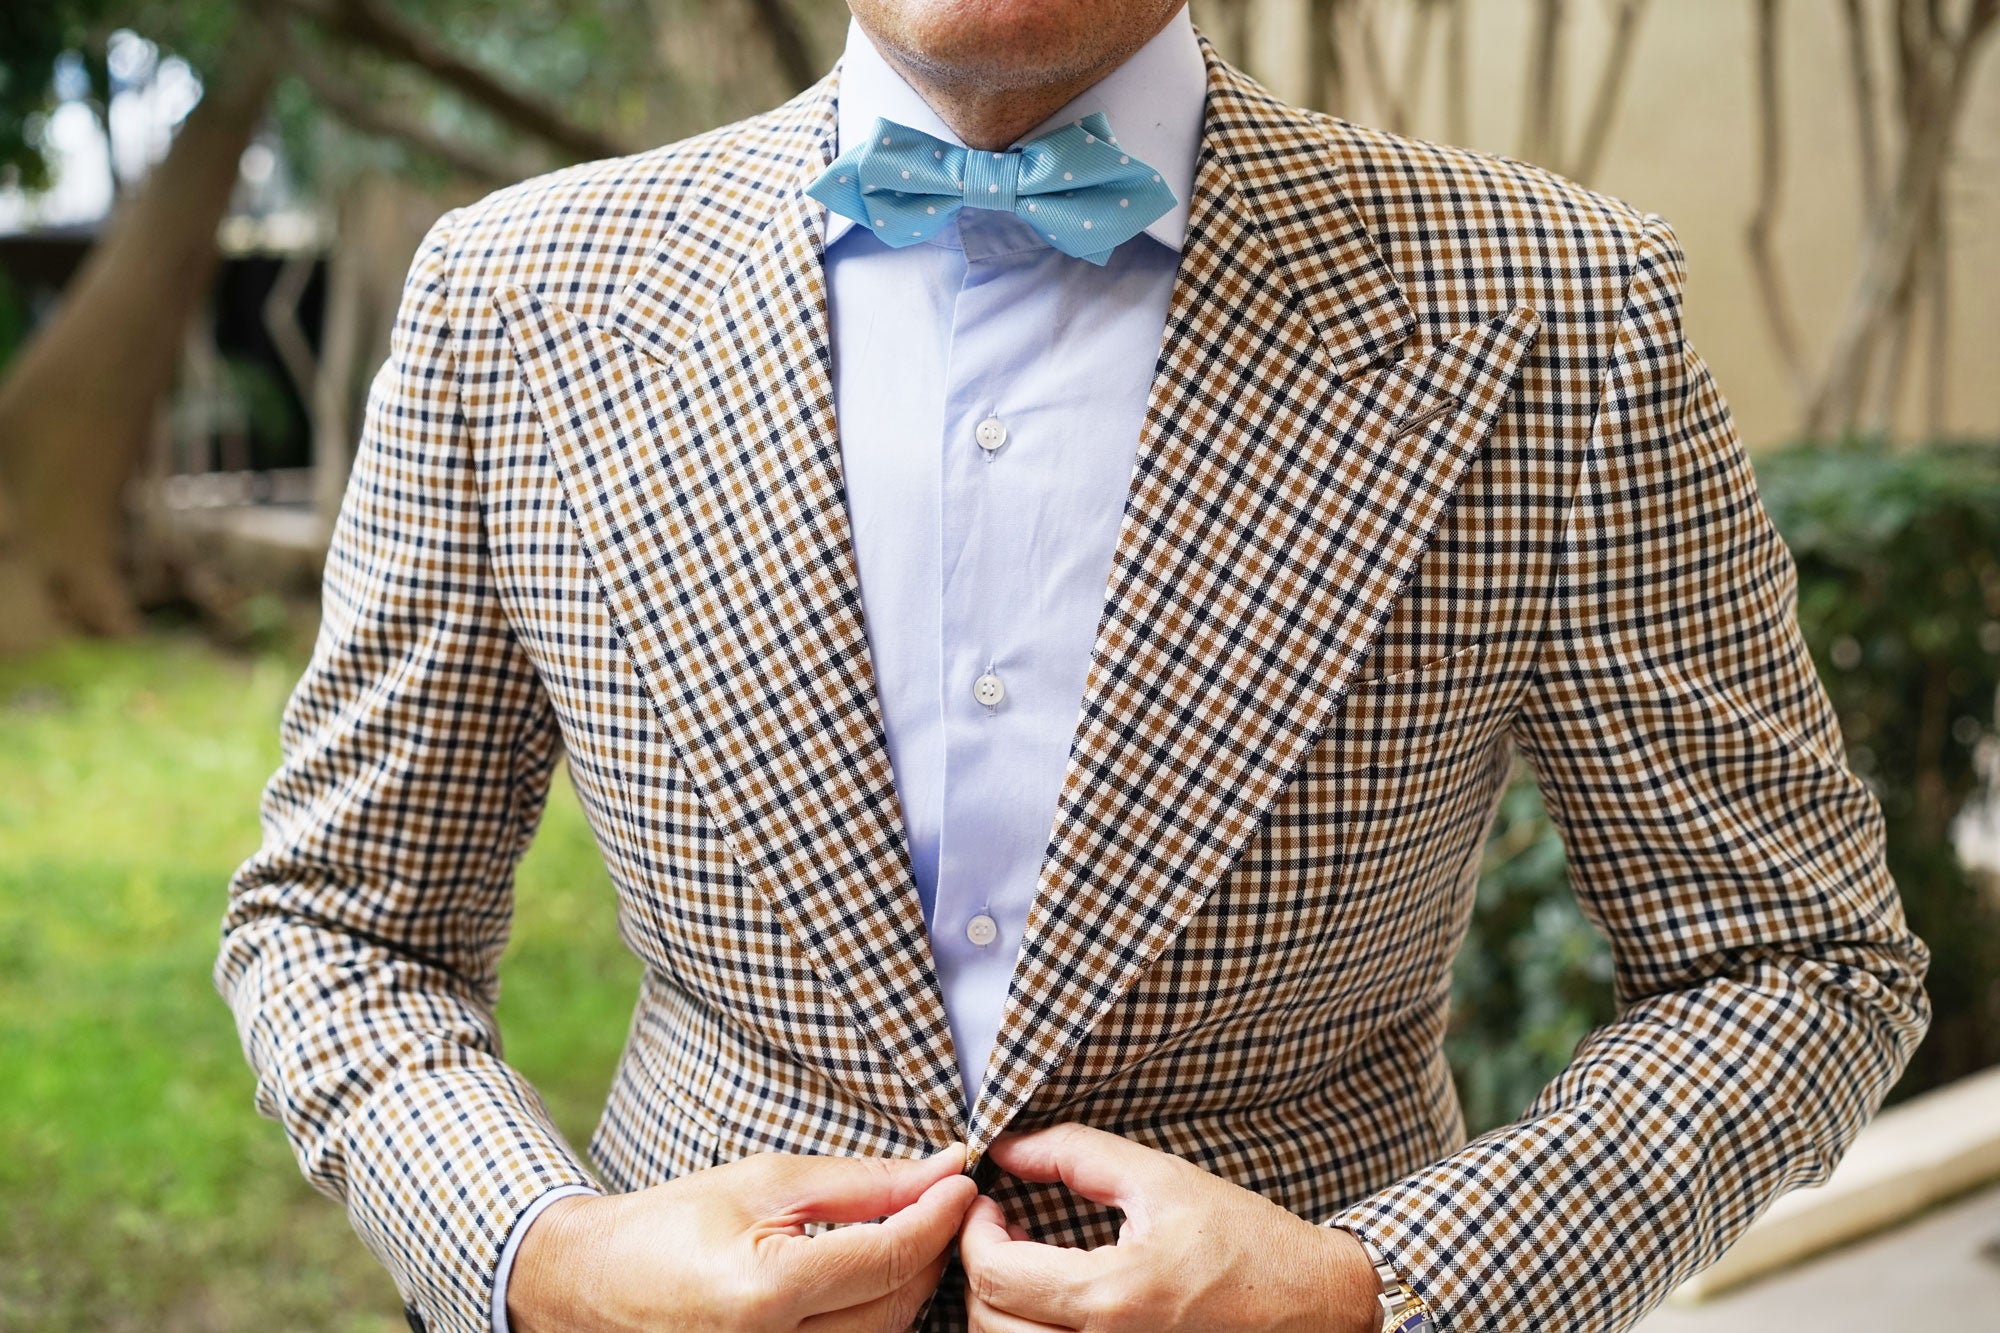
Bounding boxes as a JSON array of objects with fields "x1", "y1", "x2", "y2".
[
  {"x1": 495, "y1": 72, "x2": 970, "y2": 1142},
  {"x1": 966, "y1": 46, "x2": 1542, "y2": 1152}
]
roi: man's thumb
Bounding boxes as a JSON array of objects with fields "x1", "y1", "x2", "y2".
[{"x1": 759, "y1": 1143, "x2": 968, "y2": 1224}]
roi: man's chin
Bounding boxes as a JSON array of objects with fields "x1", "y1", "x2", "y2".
[{"x1": 850, "y1": 0, "x2": 1172, "y2": 92}]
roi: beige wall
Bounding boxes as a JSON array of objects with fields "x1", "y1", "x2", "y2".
[{"x1": 1212, "y1": 0, "x2": 2000, "y2": 449}]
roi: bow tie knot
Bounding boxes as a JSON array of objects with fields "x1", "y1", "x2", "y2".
[
  {"x1": 963, "y1": 147, "x2": 1025, "y2": 212},
  {"x1": 808, "y1": 113, "x2": 1176, "y2": 265}
]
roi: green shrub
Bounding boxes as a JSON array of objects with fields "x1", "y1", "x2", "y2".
[{"x1": 1754, "y1": 438, "x2": 2000, "y2": 1094}]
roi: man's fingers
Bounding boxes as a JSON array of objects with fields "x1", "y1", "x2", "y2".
[
  {"x1": 957, "y1": 1193, "x2": 1013, "y2": 1249},
  {"x1": 966, "y1": 1292, "x2": 1075, "y2": 1333},
  {"x1": 797, "y1": 1247, "x2": 950, "y2": 1333},
  {"x1": 754, "y1": 1143, "x2": 970, "y2": 1225},
  {"x1": 777, "y1": 1171, "x2": 978, "y2": 1315},
  {"x1": 957, "y1": 1193, "x2": 1101, "y2": 1327},
  {"x1": 984, "y1": 1123, "x2": 1173, "y2": 1212}
]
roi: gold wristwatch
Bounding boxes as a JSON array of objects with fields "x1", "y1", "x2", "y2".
[{"x1": 1350, "y1": 1230, "x2": 1434, "y2": 1333}]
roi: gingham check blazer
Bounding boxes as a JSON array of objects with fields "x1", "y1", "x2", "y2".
[{"x1": 217, "y1": 31, "x2": 1930, "y2": 1333}]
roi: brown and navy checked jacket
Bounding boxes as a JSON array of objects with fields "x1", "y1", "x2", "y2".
[{"x1": 217, "y1": 31, "x2": 1930, "y2": 1333}]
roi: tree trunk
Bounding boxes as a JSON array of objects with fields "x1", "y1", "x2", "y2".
[
  {"x1": 0, "y1": 33, "x2": 281, "y2": 650},
  {"x1": 1802, "y1": 0, "x2": 1997, "y2": 440}
]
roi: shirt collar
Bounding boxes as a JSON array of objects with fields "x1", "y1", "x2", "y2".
[{"x1": 823, "y1": 4, "x2": 1205, "y2": 253}]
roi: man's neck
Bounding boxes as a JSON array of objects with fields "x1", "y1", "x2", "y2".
[
  {"x1": 863, "y1": 57, "x2": 1107, "y2": 149},
  {"x1": 855, "y1": 20, "x2": 1176, "y2": 151}
]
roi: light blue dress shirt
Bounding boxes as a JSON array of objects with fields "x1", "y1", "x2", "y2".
[
  {"x1": 493, "y1": 11, "x2": 1206, "y2": 1326},
  {"x1": 823, "y1": 8, "x2": 1205, "y2": 1113}
]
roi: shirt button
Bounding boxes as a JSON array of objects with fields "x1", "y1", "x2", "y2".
[
  {"x1": 973, "y1": 672, "x2": 1005, "y2": 707},
  {"x1": 974, "y1": 417, "x2": 1008, "y2": 451},
  {"x1": 965, "y1": 913, "x2": 999, "y2": 947}
]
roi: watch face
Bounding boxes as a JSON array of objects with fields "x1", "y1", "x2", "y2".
[{"x1": 1388, "y1": 1314, "x2": 1433, "y2": 1333}]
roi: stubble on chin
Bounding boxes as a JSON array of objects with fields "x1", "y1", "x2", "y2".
[{"x1": 849, "y1": 0, "x2": 1174, "y2": 99}]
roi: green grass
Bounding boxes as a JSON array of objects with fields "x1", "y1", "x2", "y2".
[{"x1": 0, "y1": 632, "x2": 639, "y2": 1330}]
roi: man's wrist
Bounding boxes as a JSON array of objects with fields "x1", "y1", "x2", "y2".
[
  {"x1": 499, "y1": 1187, "x2": 603, "y2": 1333},
  {"x1": 1331, "y1": 1224, "x2": 1433, "y2": 1333},
  {"x1": 1311, "y1": 1223, "x2": 1388, "y2": 1333}
]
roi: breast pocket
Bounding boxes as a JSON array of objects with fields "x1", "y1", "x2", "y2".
[{"x1": 1315, "y1": 640, "x2": 1491, "y2": 772}]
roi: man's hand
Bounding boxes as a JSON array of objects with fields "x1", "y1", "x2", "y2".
[
  {"x1": 959, "y1": 1124, "x2": 1381, "y2": 1333},
  {"x1": 509, "y1": 1143, "x2": 977, "y2": 1332}
]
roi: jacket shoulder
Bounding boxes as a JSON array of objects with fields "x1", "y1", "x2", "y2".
[
  {"x1": 1298, "y1": 110, "x2": 1660, "y2": 336},
  {"x1": 1312, "y1": 109, "x2": 1651, "y2": 242},
  {"x1": 426, "y1": 100, "x2": 809, "y2": 318}
]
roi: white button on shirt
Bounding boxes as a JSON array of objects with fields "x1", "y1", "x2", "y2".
[{"x1": 972, "y1": 672, "x2": 1006, "y2": 707}]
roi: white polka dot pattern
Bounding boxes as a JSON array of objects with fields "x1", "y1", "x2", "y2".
[{"x1": 807, "y1": 112, "x2": 1176, "y2": 263}]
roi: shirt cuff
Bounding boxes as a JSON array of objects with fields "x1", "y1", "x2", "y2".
[{"x1": 491, "y1": 1184, "x2": 601, "y2": 1333}]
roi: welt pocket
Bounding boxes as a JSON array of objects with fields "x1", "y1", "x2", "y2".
[{"x1": 1313, "y1": 640, "x2": 1489, "y2": 771}]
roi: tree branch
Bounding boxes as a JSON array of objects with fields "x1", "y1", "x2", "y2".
[
  {"x1": 284, "y1": 0, "x2": 634, "y2": 162},
  {"x1": 1568, "y1": 0, "x2": 1649, "y2": 183},
  {"x1": 1443, "y1": 0, "x2": 1469, "y2": 145},
  {"x1": 1521, "y1": 0, "x2": 1565, "y2": 165},
  {"x1": 1215, "y1": 0, "x2": 1256, "y2": 69},
  {"x1": 1839, "y1": 0, "x2": 1883, "y2": 212},
  {"x1": 1805, "y1": 0, "x2": 1998, "y2": 437},
  {"x1": 290, "y1": 55, "x2": 529, "y2": 186},
  {"x1": 1867, "y1": 182, "x2": 1927, "y2": 440},
  {"x1": 1922, "y1": 170, "x2": 1949, "y2": 439},
  {"x1": 1395, "y1": 0, "x2": 1438, "y2": 138},
  {"x1": 741, "y1": 0, "x2": 818, "y2": 91},
  {"x1": 1307, "y1": 0, "x2": 1348, "y2": 113},
  {"x1": 1351, "y1": 0, "x2": 1406, "y2": 131},
  {"x1": 1746, "y1": 0, "x2": 1807, "y2": 401}
]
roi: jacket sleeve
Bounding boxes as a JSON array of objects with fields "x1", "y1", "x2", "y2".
[
  {"x1": 214, "y1": 209, "x2": 605, "y2": 1331},
  {"x1": 1327, "y1": 213, "x2": 1931, "y2": 1331}
]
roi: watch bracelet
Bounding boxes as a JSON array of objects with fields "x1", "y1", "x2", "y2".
[{"x1": 1344, "y1": 1227, "x2": 1433, "y2": 1332}]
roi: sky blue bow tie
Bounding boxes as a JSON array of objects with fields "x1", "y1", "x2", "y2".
[{"x1": 807, "y1": 113, "x2": 1177, "y2": 265}]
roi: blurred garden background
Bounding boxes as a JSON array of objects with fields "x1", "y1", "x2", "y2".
[{"x1": 1, "y1": 0, "x2": 1997, "y2": 1327}]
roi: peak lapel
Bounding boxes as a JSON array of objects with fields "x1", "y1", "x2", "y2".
[
  {"x1": 966, "y1": 45, "x2": 1542, "y2": 1152},
  {"x1": 495, "y1": 72, "x2": 968, "y2": 1142}
]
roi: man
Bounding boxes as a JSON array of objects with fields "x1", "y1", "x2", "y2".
[{"x1": 216, "y1": 1, "x2": 1931, "y2": 1330}]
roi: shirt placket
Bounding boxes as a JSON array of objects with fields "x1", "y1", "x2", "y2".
[{"x1": 931, "y1": 215, "x2": 1046, "y2": 1111}]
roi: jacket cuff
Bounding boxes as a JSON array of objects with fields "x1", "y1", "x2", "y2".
[{"x1": 334, "y1": 1060, "x2": 607, "y2": 1333}]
